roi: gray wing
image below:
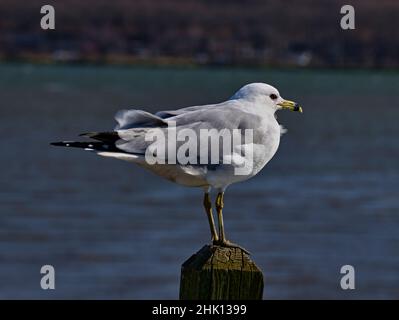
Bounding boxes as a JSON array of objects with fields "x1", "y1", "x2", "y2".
[
  {"x1": 114, "y1": 100, "x2": 263, "y2": 164},
  {"x1": 155, "y1": 102, "x2": 222, "y2": 119}
]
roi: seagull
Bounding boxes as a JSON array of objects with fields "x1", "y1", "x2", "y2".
[{"x1": 51, "y1": 83, "x2": 302, "y2": 252}]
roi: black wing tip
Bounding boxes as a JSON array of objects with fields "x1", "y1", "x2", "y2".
[
  {"x1": 50, "y1": 141, "x2": 81, "y2": 147},
  {"x1": 50, "y1": 141, "x2": 86, "y2": 148},
  {"x1": 50, "y1": 140, "x2": 119, "y2": 152},
  {"x1": 79, "y1": 131, "x2": 120, "y2": 143}
]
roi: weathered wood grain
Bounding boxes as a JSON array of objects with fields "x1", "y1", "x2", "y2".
[{"x1": 179, "y1": 245, "x2": 264, "y2": 300}]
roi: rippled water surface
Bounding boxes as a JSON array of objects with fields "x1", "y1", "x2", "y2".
[{"x1": 0, "y1": 64, "x2": 398, "y2": 299}]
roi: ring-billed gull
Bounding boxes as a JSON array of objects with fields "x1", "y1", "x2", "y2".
[{"x1": 51, "y1": 83, "x2": 302, "y2": 252}]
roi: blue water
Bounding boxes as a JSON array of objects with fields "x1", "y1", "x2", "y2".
[{"x1": 0, "y1": 64, "x2": 398, "y2": 299}]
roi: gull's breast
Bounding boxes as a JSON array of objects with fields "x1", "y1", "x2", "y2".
[
  {"x1": 251, "y1": 116, "x2": 281, "y2": 174},
  {"x1": 204, "y1": 117, "x2": 281, "y2": 189}
]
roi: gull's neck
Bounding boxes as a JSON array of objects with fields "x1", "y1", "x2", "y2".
[{"x1": 231, "y1": 96, "x2": 277, "y2": 118}]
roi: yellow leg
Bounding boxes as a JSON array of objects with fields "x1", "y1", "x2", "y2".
[
  {"x1": 203, "y1": 192, "x2": 219, "y2": 242},
  {"x1": 215, "y1": 191, "x2": 250, "y2": 254},
  {"x1": 215, "y1": 192, "x2": 226, "y2": 242}
]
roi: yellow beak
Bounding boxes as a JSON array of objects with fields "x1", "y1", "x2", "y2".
[{"x1": 278, "y1": 100, "x2": 303, "y2": 113}]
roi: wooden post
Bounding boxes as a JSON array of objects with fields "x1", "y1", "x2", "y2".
[{"x1": 179, "y1": 245, "x2": 264, "y2": 300}]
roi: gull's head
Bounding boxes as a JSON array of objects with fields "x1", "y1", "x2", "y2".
[{"x1": 231, "y1": 83, "x2": 303, "y2": 114}]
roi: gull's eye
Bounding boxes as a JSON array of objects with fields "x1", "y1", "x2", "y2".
[{"x1": 269, "y1": 94, "x2": 278, "y2": 100}]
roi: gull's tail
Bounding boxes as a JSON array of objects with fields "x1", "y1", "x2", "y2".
[
  {"x1": 50, "y1": 131, "x2": 120, "y2": 152},
  {"x1": 51, "y1": 132, "x2": 143, "y2": 164},
  {"x1": 50, "y1": 131, "x2": 145, "y2": 164},
  {"x1": 50, "y1": 141, "x2": 115, "y2": 152}
]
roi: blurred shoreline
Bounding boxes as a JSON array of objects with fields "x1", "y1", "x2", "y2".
[
  {"x1": 2, "y1": 58, "x2": 399, "y2": 74},
  {"x1": 1, "y1": 1, "x2": 398, "y2": 70}
]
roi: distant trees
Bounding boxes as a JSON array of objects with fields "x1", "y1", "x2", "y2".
[{"x1": 0, "y1": 0, "x2": 397, "y2": 68}]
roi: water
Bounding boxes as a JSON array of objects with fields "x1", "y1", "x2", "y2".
[{"x1": 0, "y1": 64, "x2": 398, "y2": 299}]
